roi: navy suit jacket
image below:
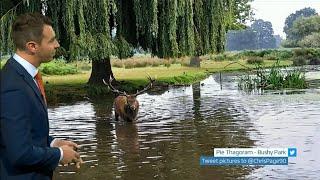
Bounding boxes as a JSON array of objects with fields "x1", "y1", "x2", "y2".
[{"x1": 0, "y1": 58, "x2": 60, "y2": 180}]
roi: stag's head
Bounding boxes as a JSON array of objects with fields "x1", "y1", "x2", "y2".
[
  {"x1": 125, "y1": 95, "x2": 139, "y2": 111},
  {"x1": 103, "y1": 76, "x2": 155, "y2": 121}
]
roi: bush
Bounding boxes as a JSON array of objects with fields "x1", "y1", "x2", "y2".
[
  {"x1": 180, "y1": 58, "x2": 191, "y2": 67},
  {"x1": 240, "y1": 50, "x2": 270, "y2": 57},
  {"x1": 135, "y1": 60, "x2": 148, "y2": 68},
  {"x1": 111, "y1": 59, "x2": 124, "y2": 68},
  {"x1": 309, "y1": 58, "x2": 320, "y2": 65},
  {"x1": 151, "y1": 59, "x2": 162, "y2": 67},
  {"x1": 124, "y1": 60, "x2": 136, "y2": 69},
  {"x1": 211, "y1": 54, "x2": 226, "y2": 61},
  {"x1": 39, "y1": 59, "x2": 78, "y2": 75},
  {"x1": 293, "y1": 48, "x2": 320, "y2": 58},
  {"x1": 74, "y1": 61, "x2": 91, "y2": 71},
  {"x1": 292, "y1": 56, "x2": 307, "y2": 66},
  {"x1": 276, "y1": 50, "x2": 294, "y2": 59},
  {"x1": 209, "y1": 53, "x2": 238, "y2": 61},
  {"x1": 298, "y1": 32, "x2": 320, "y2": 48},
  {"x1": 246, "y1": 57, "x2": 264, "y2": 64},
  {"x1": 264, "y1": 53, "x2": 278, "y2": 60},
  {"x1": 292, "y1": 48, "x2": 320, "y2": 65}
]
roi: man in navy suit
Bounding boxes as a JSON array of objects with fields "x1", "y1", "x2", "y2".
[{"x1": 1, "y1": 13, "x2": 83, "y2": 179}]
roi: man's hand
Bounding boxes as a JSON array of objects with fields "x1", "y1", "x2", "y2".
[
  {"x1": 60, "y1": 145, "x2": 83, "y2": 168},
  {"x1": 52, "y1": 139, "x2": 79, "y2": 150}
]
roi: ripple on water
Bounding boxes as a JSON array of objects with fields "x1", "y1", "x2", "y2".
[{"x1": 52, "y1": 68, "x2": 320, "y2": 179}]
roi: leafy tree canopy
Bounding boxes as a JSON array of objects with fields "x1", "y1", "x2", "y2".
[{"x1": 284, "y1": 7, "x2": 318, "y2": 39}]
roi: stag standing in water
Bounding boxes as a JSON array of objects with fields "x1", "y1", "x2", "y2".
[{"x1": 103, "y1": 77, "x2": 154, "y2": 121}]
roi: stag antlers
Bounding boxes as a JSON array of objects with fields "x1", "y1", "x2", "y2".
[
  {"x1": 133, "y1": 76, "x2": 155, "y2": 96},
  {"x1": 103, "y1": 77, "x2": 127, "y2": 96},
  {"x1": 103, "y1": 76, "x2": 155, "y2": 96}
]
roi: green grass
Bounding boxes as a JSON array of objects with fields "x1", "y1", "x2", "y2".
[
  {"x1": 1, "y1": 54, "x2": 293, "y2": 103},
  {"x1": 43, "y1": 59, "x2": 291, "y2": 86}
]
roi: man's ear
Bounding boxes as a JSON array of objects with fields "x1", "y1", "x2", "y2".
[{"x1": 26, "y1": 41, "x2": 38, "y2": 53}]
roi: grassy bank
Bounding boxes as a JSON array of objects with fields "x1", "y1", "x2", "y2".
[
  {"x1": 43, "y1": 59, "x2": 292, "y2": 104},
  {"x1": 1, "y1": 53, "x2": 293, "y2": 103}
]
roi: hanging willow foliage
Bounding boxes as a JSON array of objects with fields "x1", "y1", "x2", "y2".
[
  {"x1": 130, "y1": 0, "x2": 234, "y2": 58},
  {"x1": 0, "y1": 0, "x2": 42, "y2": 56},
  {"x1": 0, "y1": 9, "x2": 14, "y2": 56},
  {"x1": 47, "y1": 0, "x2": 116, "y2": 61},
  {"x1": 1, "y1": 0, "x2": 237, "y2": 60}
]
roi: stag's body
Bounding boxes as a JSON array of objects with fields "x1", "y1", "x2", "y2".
[
  {"x1": 114, "y1": 95, "x2": 139, "y2": 121},
  {"x1": 104, "y1": 76, "x2": 154, "y2": 122}
]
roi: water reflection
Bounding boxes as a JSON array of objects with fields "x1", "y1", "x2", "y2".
[{"x1": 51, "y1": 67, "x2": 320, "y2": 179}]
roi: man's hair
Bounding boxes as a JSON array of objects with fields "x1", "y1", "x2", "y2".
[{"x1": 12, "y1": 12, "x2": 52, "y2": 50}]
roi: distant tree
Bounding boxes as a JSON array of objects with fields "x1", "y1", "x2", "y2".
[
  {"x1": 273, "y1": 35, "x2": 283, "y2": 48},
  {"x1": 226, "y1": 19, "x2": 277, "y2": 51},
  {"x1": 226, "y1": 29, "x2": 258, "y2": 50},
  {"x1": 288, "y1": 15, "x2": 320, "y2": 41},
  {"x1": 251, "y1": 19, "x2": 276, "y2": 49},
  {"x1": 284, "y1": 7, "x2": 317, "y2": 39}
]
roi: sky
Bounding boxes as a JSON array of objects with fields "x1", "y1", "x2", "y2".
[{"x1": 249, "y1": 0, "x2": 320, "y2": 38}]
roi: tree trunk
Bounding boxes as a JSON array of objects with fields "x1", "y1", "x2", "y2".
[{"x1": 88, "y1": 57, "x2": 114, "y2": 85}]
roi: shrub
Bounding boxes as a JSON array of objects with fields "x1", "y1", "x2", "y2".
[
  {"x1": 292, "y1": 48, "x2": 320, "y2": 65},
  {"x1": 240, "y1": 50, "x2": 269, "y2": 57},
  {"x1": 211, "y1": 54, "x2": 226, "y2": 61},
  {"x1": 277, "y1": 50, "x2": 294, "y2": 59},
  {"x1": 292, "y1": 56, "x2": 307, "y2": 66},
  {"x1": 124, "y1": 60, "x2": 136, "y2": 69},
  {"x1": 264, "y1": 53, "x2": 278, "y2": 60},
  {"x1": 180, "y1": 59, "x2": 189, "y2": 67},
  {"x1": 135, "y1": 60, "x2": 148, "y2": 68},
  {"x1": 246, "y1": 57, "x2": 264, "y2": 64},
  {"x1": 112, "y1": 59, "x2": 124, "y2": 68},
  {"x1": 298, "y1": 32, "x2": 320, "y2": 48},
  {"x1": 39, "y1": 59, "x2": 78, "y2": 75},
  {"x1": 293, "y1": 48, "x2": 320, "y2": 58},
  {"x1": 151, "y1": 59, "x2": 162, "y2": 67},
  {"x1": 309, "y1": 58, "x2": 320, "y2": 65}
]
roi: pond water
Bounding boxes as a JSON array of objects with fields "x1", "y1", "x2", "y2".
[{"x1": 51, "y1": 66, "x2": 320, "y2": 179}]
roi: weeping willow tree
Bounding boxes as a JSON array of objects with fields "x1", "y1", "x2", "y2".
[
  {"x1": 0, "y1": 0, "x2": 42, "y2": 56},
  {"x1": 1, "y1": 0, "x2": 248, "y2": 86},
  {"x1": 46, "y1": 0, "x2": 117, "y2": 84}
]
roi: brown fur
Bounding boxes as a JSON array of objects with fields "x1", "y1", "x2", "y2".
[
  {"x1": 114, "y1": 95, "x2": 139, "y2": 121},
  {"x1": 103, "y1": 76, "x2": 154, "y2": 121}
]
